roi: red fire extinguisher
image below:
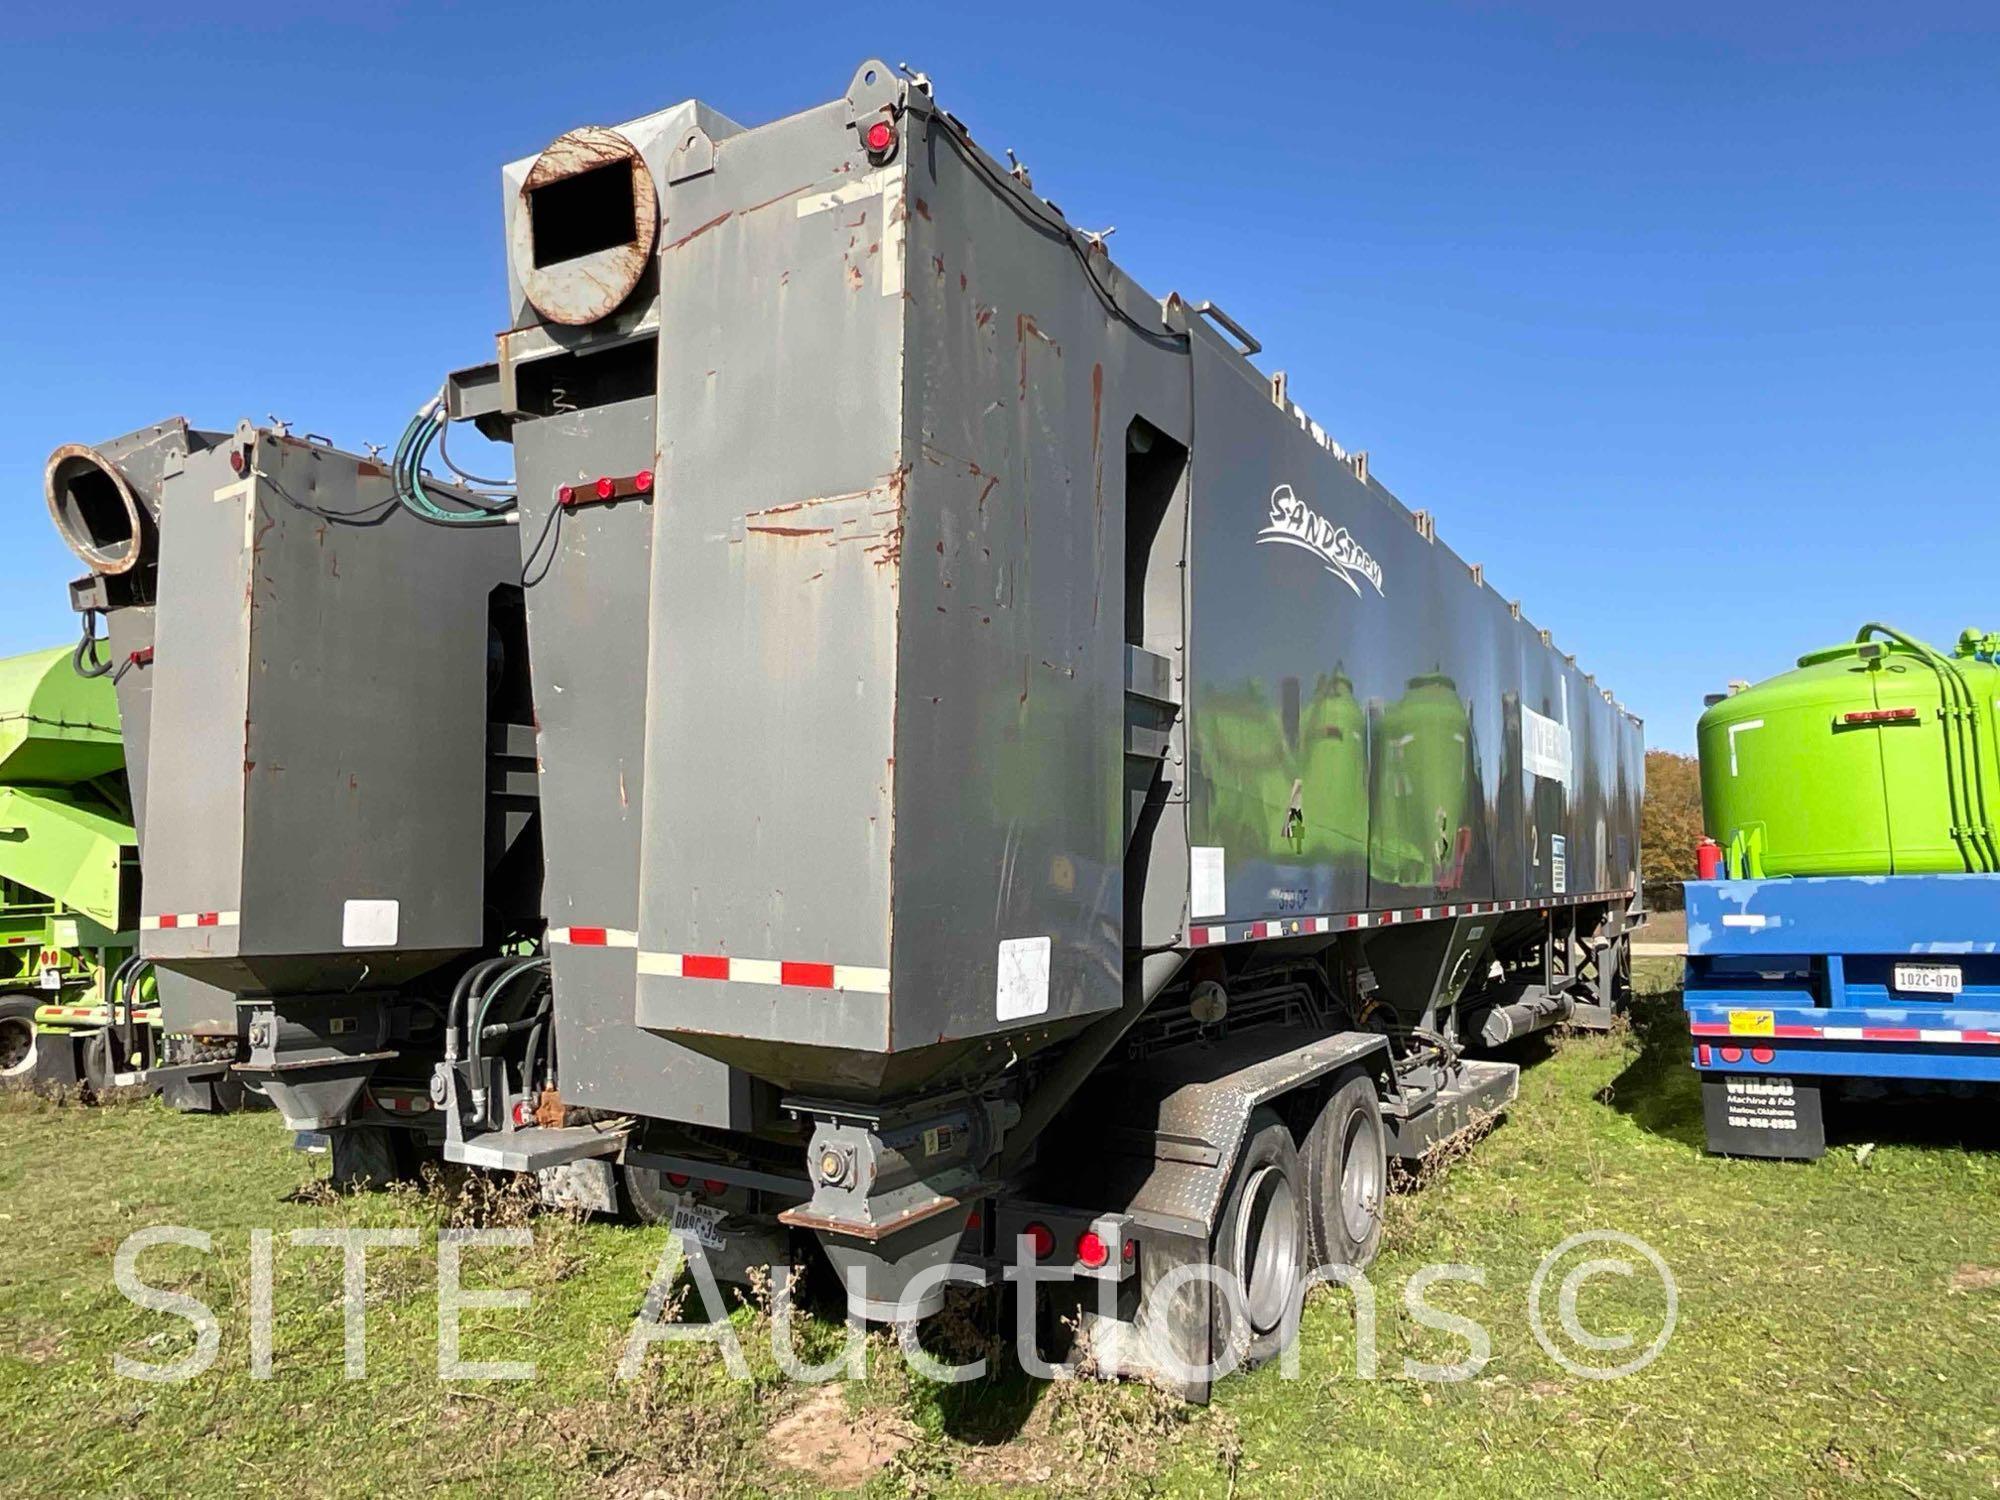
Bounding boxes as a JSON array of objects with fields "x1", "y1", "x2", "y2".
[{"x1": 1696, "y1": 837, "x2": 1723, "y2": 881}]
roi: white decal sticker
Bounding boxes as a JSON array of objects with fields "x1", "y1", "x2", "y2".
[
  {"x1": 1727, "y1": 719, "x2": 1764, "y2": 776},
  {"x1": 1190, "y1": 845, "x2": 1227, "y2": 918},
  {"x1": 1256, "y1": 485, "x2": 1384, "y2": 597},
  {"x1": 996, "y1": 936, "x2": 1051, "y2": 1022},
  {"x1": 1522, "y1": 706, "x2": 1572, "y2": 785},
  {"x1": 341, "y1": 899, "x2": 400, "y2": 949},
  {"x1": 1550, "y1": 835, "x2": 1568, "y2": 895}
]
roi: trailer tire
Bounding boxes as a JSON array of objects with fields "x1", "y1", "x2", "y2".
[
  {"x1": 80, "y1": 1029, "x2": 117, "y2": 1097},
  {"x1": 1300, "y1": 1068, "x2": 1386, "y2": 1271},
  {"x1": 620, "y1": 1164, "x2": 679, "y2": 1225},
  {"x1": 1211, "y1": 1107, "x2": 1306, "y2": 1370},
  {"x1": 0, "y1": 993, "x2": 38, "y2": 1080}
]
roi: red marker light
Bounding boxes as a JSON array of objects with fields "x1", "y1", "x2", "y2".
[
  {"x1": 595, "y1": 475, "x2": 616, "y2": 500},
  {"x1": 557, "y1": 484, "x2": 577, "y2": 506},
  {"x1": 666, "y1": 1172, "x2": 690, "y2": 1188},
  {"x1": 702, "y1": 1178, "x2": 726, "y2": 1196},
  {"x1": 229, "y1": 449, "x2": 246, "y2": 475},
  {"x1": 1024, "y1": 1222, "x2": 1054, "y2": 1260},
  {"x1": 1075, "y1": 1230, "x2": 1110, "y2": 1269},
  {"x1": 1719, "y1": 1046, "x2": 1743, "y2": 1064},
  {"x1": 511, "y1": 1100, "x2": 533, "y2": 1127},
  {"x1": 634, "y1": 469, "x2": 654, "y2": 493},
  {"x1": 864, "y1": 119, "x2": 895, "y2": 153},
  {"x1": 1751, "y1": 1046, "x2": 1775, "y2": 1064}
]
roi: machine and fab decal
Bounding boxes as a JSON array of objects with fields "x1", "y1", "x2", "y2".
[{"x1": 1255, "y1": 484, "x2": 1385, "y2": 598}]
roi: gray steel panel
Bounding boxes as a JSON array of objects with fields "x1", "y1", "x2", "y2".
[
  {"x1": 633, "y1": 100, "x2": 904, "y2": 1058},
  {"x1": 1184, "y1": 326, "x2": 1638, "y2": 927},
  {"x1": 142, "y1": 432, "x2": 519, "y2": 993},
  {"x1": 514, "y1": 401, "x2": 751, "y2": 1127}
]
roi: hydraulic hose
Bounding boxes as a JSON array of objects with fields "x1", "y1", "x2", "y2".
[{"x1": 1856, "y1": 625, "x2": 1997, "y2": 872}]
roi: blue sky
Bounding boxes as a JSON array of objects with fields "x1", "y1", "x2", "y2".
[{"x1": 3, "y1": 2, "x2": 1994, "y2": 751}]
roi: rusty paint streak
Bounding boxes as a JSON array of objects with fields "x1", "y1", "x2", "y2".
[
  {"x1": 976, "y1": 475, "x2": 1000, "y2": 511},
  {"x1": 665, "y1": 211, "x2": 732, "y2": 251},
  {"x1": 747, "y1": 525, "x2": 835, "y2": 538},
  {"x1": 742, "y1": 182, "x2": 815, "y2": 216},
  {"x1": 914, "y1": 198, "x2": 932, "y2": 221}
]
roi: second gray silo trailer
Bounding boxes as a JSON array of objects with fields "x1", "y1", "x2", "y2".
[{"x1": 421, "y1": 58, "x2": 1643, "y2": 1392}]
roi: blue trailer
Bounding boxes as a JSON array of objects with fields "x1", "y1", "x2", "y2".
[{"x1": 1682, "y1": 875, "x2": 2000, "y2": 1158}]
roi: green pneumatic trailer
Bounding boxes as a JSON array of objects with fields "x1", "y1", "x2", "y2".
[{"x1": 0, "y1": 645, "x2": 144, "y2": 1089}]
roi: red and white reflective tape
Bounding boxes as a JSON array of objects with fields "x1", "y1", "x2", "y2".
[
  {"x1": 1185, "y1": 890, "x2": 1633, "y2": 949},
  {"x1": 141, "y1": 910, "x2": 240, "y2": 931},
  {"x1": 35, "y1": 1006, "x2": 160, "y2": 1021},
  {"x1": 548, "y1": 926, "x2": 638, "y2": 948},
  {"x1": 1690, "y1": 1021, "x2": 2000, "y2": 1046},
  {"x1": 368, "y1": 1089, "x2": 433, "y2": 1115},
  {"x1": 637, "y1": 950, "x2": 891, "y2": 993}
]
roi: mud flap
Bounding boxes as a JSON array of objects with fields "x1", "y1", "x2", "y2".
[{"x1": 1701, "y1": 1073, "x2": 1825, "y2": 1159}]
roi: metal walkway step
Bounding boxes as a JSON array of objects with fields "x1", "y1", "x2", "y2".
[{"x1": 445, "y1": 1123, "x2": 627, "y2": 1172}]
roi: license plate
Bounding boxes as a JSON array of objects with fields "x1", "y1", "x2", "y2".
[
  {"x1": 665, "y1": 1195, "x2": 727, "y2": 1251},
  {"x1": 38, "y1": 966, "x2": 62, "y2": 991},
  {"x1": 1894, "y1": 963, "x2": 1962, "y2": 995}
]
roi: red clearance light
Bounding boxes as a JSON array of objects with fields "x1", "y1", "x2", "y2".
[
  {"x1": 511, "y1": 1100, "x2": 534, "y2": 1127},
  {"x1": 702, "y1": 1178, "x2": 726, "y2": 1196},
  {"x1": 1843, "y1": 707, "x2": 1919, "y2": 724},
  {"x1": 666, "y1": 1172, "x2": 690, "y2": 1188},
  {"x1": 864, "y1": 119, "x2": 895, "y2": 153},
  {"x1": 229, "y1": 449, "x2": 246, "y2": 475},
  {"x1": 1024, "y1": 1222, "x2": 1054, "y2": 1260},
  {"x1": 595, "y1": 475, "x2": 616, "y2": 500},
  {"x1": 1750, "y1": 1045, "x2": 1775, "y2": 1064},
  {"x1": 1719, "y1": 1046, "x2": 1744, "y2": 1064},
  {"x1": 634, "y1": 469, "x2": 654, "y2": 494},
  {"x1": 1075, "y1": 1230, "x2": 1110, "y2": 1269},
  {"x1": 557, "y1": 484, "x2": 577, "y2": 506}
]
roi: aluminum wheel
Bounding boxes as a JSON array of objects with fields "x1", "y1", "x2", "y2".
[
  {"x1": 1234, "y1": 1163, "x2": 1302, "y2": 1335},
  {"x1": 1339, "y1": 1110, "x2": 1383, "y2": 1246},
  {"x1": 0, "y1": 1014, "x2": 37, "y2": 1078}
]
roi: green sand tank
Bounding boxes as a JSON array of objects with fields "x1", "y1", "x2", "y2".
[
  {"x1": 0, "y1": 646, "x2": 138, "y2": 1082},
  {"x1": 1698, "y1": 624, "x2": 2000, "y2": 878}
]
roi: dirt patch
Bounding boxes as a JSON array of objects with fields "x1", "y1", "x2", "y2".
[
  {"x1": 1947, "y1": 1263, "x2": 2000, "y2": 1293},
  {"x1": 763, "y1": 1384, "x2": 915, "y2": 1490}
]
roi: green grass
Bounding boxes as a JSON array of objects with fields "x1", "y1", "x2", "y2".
[{"x1": 2, "y1": 962, "x2": 1996, "y2": 1498}]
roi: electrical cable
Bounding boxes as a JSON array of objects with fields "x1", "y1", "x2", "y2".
[
  {"x1": 436, "y1": 406, "x2": 517, "y2": 489},
  {"x1": 928, "y1": 117, "x2": 1188, "y2": 354},
  {"x1": 73, "y1": 609, "x2": 114, "y2": 679},
  {"x1": 520, "y1": 499, "x2": 566, "y2": 588}
]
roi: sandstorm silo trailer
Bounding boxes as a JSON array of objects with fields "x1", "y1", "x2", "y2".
[
  {"x1": 47, "y1": 419, "x2": 543, "y2": 1170},
  {"x1": 435, "y1": 58, "x2": 1642, "y2": 1390}
]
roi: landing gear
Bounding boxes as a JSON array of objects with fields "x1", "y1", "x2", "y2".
[{"x1": 1301, "y1": 1068, "x2": 1386, "y2": 1270}]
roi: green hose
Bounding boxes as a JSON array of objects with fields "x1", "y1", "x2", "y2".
[{"x1": 1856, "y1": 624, "x2": 1996, "y2": 872}]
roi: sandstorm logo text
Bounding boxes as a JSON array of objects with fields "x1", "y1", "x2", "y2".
[{"x1": 1257, "y1": 483, "x2": 1385, "y2": 597}]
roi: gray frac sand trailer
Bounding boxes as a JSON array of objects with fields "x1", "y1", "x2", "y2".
[
  {"x1": 433, "y1": 58, "x2": 1642, "y2": 1389},
  {"x1": 48, "y1": 420, "x2": 542, "y2": 1156},
  {"x1": 46, "y1": 57, "x2": 1642, "y2": 1394}
]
